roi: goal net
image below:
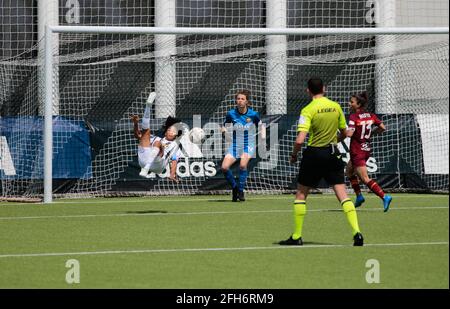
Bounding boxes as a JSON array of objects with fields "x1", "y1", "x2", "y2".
[{"x1": 0, "y1": 1, "x2": 448, "y2": 201}]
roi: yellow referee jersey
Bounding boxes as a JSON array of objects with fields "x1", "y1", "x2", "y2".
[{"x1": 297, "y1": 96, "x2": 347, "y2": 147}]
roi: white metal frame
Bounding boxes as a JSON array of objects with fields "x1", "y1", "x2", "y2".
[
  {"x1": 48, "y1": 26, "x2": 449, "y2": 35},
  {"x1": 43, "y1": 26, "x2": 449, "y2": 203}
]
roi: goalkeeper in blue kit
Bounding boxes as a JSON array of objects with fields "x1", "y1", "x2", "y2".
[{"x1": 221, "y1": 90, "x2": 263, "y2": 202}]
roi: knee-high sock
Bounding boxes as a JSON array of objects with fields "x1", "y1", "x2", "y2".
[
  {"x1": 367, "y1": 180, "x2": 385, "y2": 199},
  {"x1": 349, "y1": 175, "x2": 361, "y2": 195},
  {"x1": 238, "y1": 169, "x2": 248, "y2": 192},
  {"x1": 142, "y1": 105, "x2": 151, "y2": 130},
  {"x1": 224, "y1": 170, "x2": 237, "y2": 189},
  {"x1": 292, "y1": 200, "x2": 306, "y2": 240},
  {"x1": 342, "y1": 198, "x2": 361, "y2": 236}
]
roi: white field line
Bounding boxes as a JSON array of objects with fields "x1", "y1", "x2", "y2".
[
  {"x1": 0, "y1": 206, "x2": 448, "y2": 221},
  {"x1": 1, "y1": 194, "x2": 447, "y2": 206},
  {"x1": 0, "y1": 241, "x2": 447, "y2": 259}
]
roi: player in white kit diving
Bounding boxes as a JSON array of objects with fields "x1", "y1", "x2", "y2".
[{"x1": 130, "y1": 92, "x2": 183, "y2": 182}]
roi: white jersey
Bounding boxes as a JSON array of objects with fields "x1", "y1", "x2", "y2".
[
  {"x1": 159, "y1": 136, "x2": 183, "y2": 164},
  {"x1": 137, "y1": 135, "x2": 182, "y2": 174}
]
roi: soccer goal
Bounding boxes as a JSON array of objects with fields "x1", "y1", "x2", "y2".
[{"x1": 0, "y1": 2, "x2": 448, "y2": 203}]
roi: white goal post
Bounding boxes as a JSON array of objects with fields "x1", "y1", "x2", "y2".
[{"x1": 39, "y1": 25, "x2": 448, "y2": 203}]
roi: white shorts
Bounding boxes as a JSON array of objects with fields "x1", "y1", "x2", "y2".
[{"x1": 138, "y1": 146, "x2": 165, "y2": 174}]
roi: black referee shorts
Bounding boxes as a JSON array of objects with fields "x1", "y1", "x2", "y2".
[{"x1": 297, "y1": 145, "x2": 345, "y2": 188}]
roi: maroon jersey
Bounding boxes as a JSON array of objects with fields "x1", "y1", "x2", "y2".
[{"x1": 348, "y1": 111, "x2": 382, "y2": 154}]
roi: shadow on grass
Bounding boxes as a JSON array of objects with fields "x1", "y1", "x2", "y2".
[
  {"x1": 125, "y1": 210, "x2": 168, "y2": 214},
  {"x1": 272, "y1": 240, "x2": 335, "y2": 246}
]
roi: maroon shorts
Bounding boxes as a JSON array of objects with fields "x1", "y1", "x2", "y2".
[{"x1": 350, "y1": 151, "x2": 370, "y2": 167}]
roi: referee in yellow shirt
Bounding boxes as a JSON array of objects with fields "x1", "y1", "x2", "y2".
[{"x1": 279, "y1": 78, "x2": 364, "y2": 246}]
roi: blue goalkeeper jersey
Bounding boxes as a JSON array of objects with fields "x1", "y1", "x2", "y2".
[{"x1": 224, "y1": 107, "x2": 261, "y2": 153}]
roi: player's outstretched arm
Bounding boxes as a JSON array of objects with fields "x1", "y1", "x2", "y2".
[
  {"x1": 259, "y1": 122, "x2": 266, "y2": 140},
  {"x1": 373, "y1": 123, "x2": 386, "y2": 135},
  {"x1": 130, "y1": 115, "x2": 142, "y2": 140},
  {"x1": 168, "y1": 160, "x2": 179, "y2": 182},
  {"x1": 221, "y1": 123, "x2": 233, "y2": 144}
]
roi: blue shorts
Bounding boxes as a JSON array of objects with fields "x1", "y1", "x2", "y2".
[{"x1": 226, "y1": 143, "x2": 256, "y2": 158}]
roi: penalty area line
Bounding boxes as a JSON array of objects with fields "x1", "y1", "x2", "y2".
[
  {"x1": 0, "y1": 206, "x2": 448, "y2": 221},
  {"x1": 0, "y1": 241, "x2": 448, "y2": 259}
]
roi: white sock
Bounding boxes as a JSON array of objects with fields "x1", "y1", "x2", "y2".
[{"x1": 141, "y1": 106, "x2": 151, "y2": 130}]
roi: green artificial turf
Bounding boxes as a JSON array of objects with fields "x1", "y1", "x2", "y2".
[{"x1": 0, "y1": 194, "x2": 448, "y2": 288}]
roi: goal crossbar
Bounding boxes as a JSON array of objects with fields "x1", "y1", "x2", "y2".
[{"x1": 49, "y1": 25, "x2": 449, "y2": 35}]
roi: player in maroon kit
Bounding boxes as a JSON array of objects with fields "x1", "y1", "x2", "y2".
[{"x1": 346, "y1": 92, "x2": 392, "y2": 212}]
